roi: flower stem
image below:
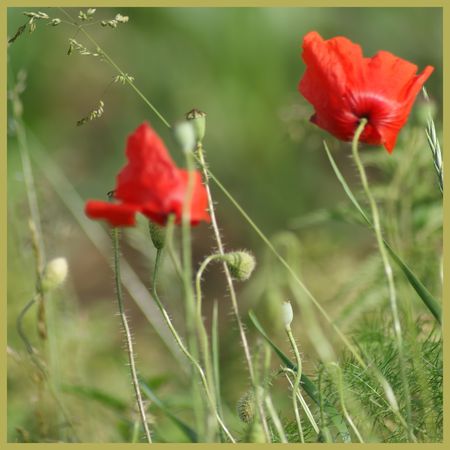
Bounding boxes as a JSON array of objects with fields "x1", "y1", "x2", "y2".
[
  {"x1": 351, "y1": 119, "x2": 415, "y2": 442},
  {"x1": 285, "y1": 326, "x2": 304, "y2": 443},
  {"x1": 150, "y1": 248, "x2": 236, "y2": 443},
  {"x1": 181, "y1": 150, "x2": 206, "y2": 437},
  {"x1": 196, "y1": 143, "x2": 271, "y2": 441},
  {"x1": 112, "y1": 228, "x2": 152, "y2": 443}
]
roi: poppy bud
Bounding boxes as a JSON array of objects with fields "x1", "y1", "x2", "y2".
[
  {"x1": 148, "y1": 220, "x2": 165, "y2": 250},
  {"x1": 174, "y1": 121, "x2": 196, "y2": 153},
  {"x1": 237, "y1": 389, "x2": 255, "y2": 423},
  {"x1": 222, "y1": 251, "x2": 256, "y2": 281},
  {"x1": 186, "y1": 109, "x2": 206, "y2": 143},
  {"x1": 281, "y1": 301, "x2": 294, "y2": 329},
  {"x1": 41, "y1": 257, "x2": 68, "y2": 292}
]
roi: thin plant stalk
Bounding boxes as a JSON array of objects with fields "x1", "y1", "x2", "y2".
[
  {"x1": 59, "y1": 8, "x2": 171, "y2": 129},
  {"x1": 150, "y1": 248, "x2": 236, "y2": 443},
  {"x1": 351, "y1": 119, "x2": 414, "y2": 442},
  {"x1": 16, "y1": 296, "x2": 79, "y2": 440},
  {"x1": 181, "y1": 150, "x2": 206, "y2": 437},
  {"x1": 261, "y1": 343, "x2": 287, "y2": 443},
  {"x1": 211, "y1": 300, "x2": 225, "y2": 442},
  {"x1": 196, "y1": 143, "x2": 271, "y2": 441},
  {"x1": 112, "y1": 228, "x2": 152, "y2": 443},
  {"x1": 285, "y1": 326, "x2": 304, "y2": 443},
  {"x1": 328, "y1": 363, "x2": 364, "y2": 443},
  {"x1": 283, "y1": 371, "x2": 320, "y2": 435},
  {"x1": 195, "y1": 254, "x2": 222, "y2": 398},
  {"x1": 264, "y1": 395, "x2": 288, "y2": 443}
]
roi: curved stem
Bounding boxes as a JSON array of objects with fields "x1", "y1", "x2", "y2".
[
  {"x1": 150, "y1": 249, "x2": 236, "y2": 443},
  {"x1": 286, "y1": 326, "x2": 304, "y2": 443},
  {"x1": 328, "y1": 363, "x2": 364, "y2": 443},
  {"x1": 196, "y1": 143, "x2": 271, "y2": 441},
  {"x1": 112, "y1": 228, "x2": 152, "y2": 443},
  {"x1": 195, "y1": 254, "x2": 223, "y2": 412},
  {"x1": 351, "y1": 120, "x2": 415, "y2": 442}
]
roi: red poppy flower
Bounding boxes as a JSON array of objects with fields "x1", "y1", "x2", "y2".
[
  {"x1": 85, "y1": 122, "x2": 211, "y2": 227},
  {"x1": 298, "y1": 31, "x2": 434, "y2": 152}
]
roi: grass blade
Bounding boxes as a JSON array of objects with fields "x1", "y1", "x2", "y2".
[{"x1": 139, "y1": 379, "x2": 198, "y2": 443}]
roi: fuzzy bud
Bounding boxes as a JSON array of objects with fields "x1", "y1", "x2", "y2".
[
  {"x1": 281, "y1": 301, "x2": 293, "y2": 329},
  {"x1": 237, "y1": 390, "x2": 255, "y2": 423},
  {"x1": 41, "y1": 257, "x2": 68, "y2": 292},
  {"x1": 223, "y1": 251, "x2": 256, "y2": 281},
  {"x1": 186, "y1": 109, "x2": 206, "y2": 143},
  {"x1": 148, "y1": 220, "x2": 165, "y2": 250},
  {"x1": 174, "y1": 121, "x2": 196, "y2": 153}
]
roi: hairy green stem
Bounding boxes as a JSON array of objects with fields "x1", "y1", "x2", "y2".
[
  {"x1": 286, "y1": 326, "x2": 304, "y2": 443},
  {"x1": 282, "y1": 369, "x2": 320, "y2": 435},
  {"x1": 196, "y1": 143, "x2": 271, "y2": 441},
  {"x1": 351, "y1": 119, "x2": 415, "y2": 442},
  {"x1": 150, "y1": 248, "x2": 236, "y2": 443},
  {"x1": 195, "y1": 254, "x2": 222, "y2": 408},
  {"x1": 112, "y1": 228, "x2": 152, "y2": 443}
]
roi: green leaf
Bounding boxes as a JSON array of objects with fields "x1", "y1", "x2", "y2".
[
  {"x1": 139, "y1": 378, "x2": 198, "y2": 443},
  {"x1": 323, "y1": 141, "x2": 441, "y2": 324},
  {"x1": 248, "y1": 311, "x2": 352, "y2": 443}
]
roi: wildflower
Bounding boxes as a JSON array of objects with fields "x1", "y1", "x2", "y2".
[
  {"x1": 85, "y1": 123, "x2": 210, "y2": 227},
  {"x1": 298, "y1": 31, "x2": 434, "y2": 153}
]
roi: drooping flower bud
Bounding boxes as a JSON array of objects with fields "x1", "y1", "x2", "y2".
[
  {"x1": 222, "y1": 251, "x2": 256, "y2": 281},
  {"x1": 281, "y1": 301, "x2": 294, "y2": 329},
  {"x1": 148, "y1": 220, "x2": 165, "y2": 250},
  {"x1": 174, "y1": 120, "x2": 196, "y2": 153},
  {"x1": 186, "y1": 109, "x2": 206, "y2": 143},
  {"x1": 41, "y1": 257, "x2": 68, "y2": 292}
]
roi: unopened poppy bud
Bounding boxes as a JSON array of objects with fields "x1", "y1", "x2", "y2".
[
  {"x1": 223, "y1": 251, "x2": 256, "y2": 281},
  {"x1": 237, "y1": 390, "x2": 255, "y2": 423},
  {"x1": 174, "y1": 121, "x2": 196, "y2": 153},
  {"x1": 41, "y1": 257, "x2": 68, "y2": 292},
  {"x1": 148, "y1": 220, "x2": 165, "y2": 250},
  {"x1": 282, "y1": 301, "x2": 294, "y2": 329},
  {"x1": 186, "y1": 109, "x2": 206, "y2": 143}
]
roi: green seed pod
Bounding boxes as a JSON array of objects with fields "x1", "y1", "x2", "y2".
[
  {"x1": 148, "y1": 220, "x2": 165, "y2": 250},
  {"x1": 41, "y1": 257, "x2": 68, "y2": 292},
  {"x1": 186, "y1": 109, "x2": 206, "y2": 143},
  {"x1": 223, "y1": 251, "x2": 256, "y2": 281}
]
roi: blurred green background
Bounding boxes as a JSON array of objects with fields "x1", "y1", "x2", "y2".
[{"x1": 7, "y1": 7, "x2": 442, "y2": 442}]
